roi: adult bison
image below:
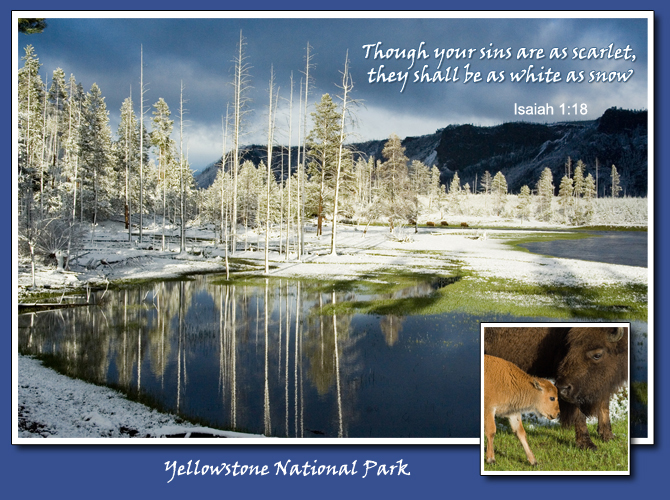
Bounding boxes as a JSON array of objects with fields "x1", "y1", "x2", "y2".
[{"x1": 484, "y1": 326, "x2": 628, "y2": 450}]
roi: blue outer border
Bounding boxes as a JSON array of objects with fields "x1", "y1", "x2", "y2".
[{"x1": 6, "y1": 2, "x2": 665, "y2": 497}]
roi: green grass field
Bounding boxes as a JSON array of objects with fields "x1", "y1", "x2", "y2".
[{"x1": 483, "y1": 416, "x2": 629, "y2": 472}]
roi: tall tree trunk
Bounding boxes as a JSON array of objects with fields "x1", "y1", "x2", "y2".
[
  {"x1": 285, "y1": 74, "x2": 293, "y2": 262},
  {"x1": 179, "y1": 81, "x2": 186, "y2": 253},
  {"x1": 139, "y1": 46, "x2": 145, "y2": 243},
  {"x1": 231, "y1": 31, "x2": 249, "y2": 256},
  {"x1": 264, "y1": 68, "x2": 275, "y2": 274},
  {"x1": 298, "y1": 43, "x2": 312, "y2": 260},
  {"x1": 125, "y1": 89, "x2": 131, "y2": 233},
  {"x1": 296, "y1": 79, "x2": 303, "y2": 262},
  {"x1": 331, "y1": 53, "x2": 352, "y2": 255}
]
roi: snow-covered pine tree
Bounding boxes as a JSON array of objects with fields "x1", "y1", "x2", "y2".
[
  {"x1": 352, "y1": 157, "x2": 369, "y2": 209},
  {"x1": 480, "y1": 170, "x2": 492, "y2": 195},
  {"x1": 307, "y1": 93, "x2": 341, "y2": 237},
  {"x1": 43, "y1": 68, "x2": 69, "y2": 214},
  {"x1": 448, "y1": 171, "x2": 461, "y2": 215},
  {"x1": 581, "y1": 173, "x2": 596, "y2": 224},
  {"x1": 536, "y1": 167, "x2": 554, "y2": 221},
  {"x1": 409, "y1": 160, "x2": 430, "y2": 230},
  {"x1": 428, "y1": 165, "x2": 442, "y2": 210},
  {"x1": 151, "y1": 97, "x2": 175, "y2": 250},
  {"x1": 18, "y1": 45, "x2": 44, "y2": 220},
  {"x1": 611, "y1": 164, "x2": 622, "y2": 198},
  {"x1": 61, "y1": 76, "x2": 84, "y2": 227},
  {"x1": 516, "y1": 185, "x2": 532, "y2": 221},
  {"x1": 379, "y1": 133, "x2": 410, "y2": 232},
  {"x1": 479, "y1": 169, "x2": 493, "y2": 214},
  {"x1": 116, "y1": 95, "x2": 139, "y2": 236},
  {"x1": 558, "y1": 175, "x2": 574, "y2": 224},
  {"x1": 238, "y1": 160, "x2": 262, "y2": 250},
  {"x1": 78, "y1": 83, "x2": 113, "y2": 225},
  {"x1": 491, "y1": 171, "x2": 507, "y2": 216}
]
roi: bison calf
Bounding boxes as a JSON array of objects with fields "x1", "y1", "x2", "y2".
[
  {"x1": 485, "y1": 326, "x2": 627, "y2": 450},
  {"x1": 484, "y1": 355, "x2": 560, "y2": 466}
]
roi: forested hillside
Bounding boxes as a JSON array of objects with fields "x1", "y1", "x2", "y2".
[{"x1": 198, "y1": 108, "x2": 647, "y2": 198}]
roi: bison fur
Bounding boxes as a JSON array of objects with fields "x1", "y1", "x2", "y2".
[
  {"x1": 484, "y1": 326, "x2": 628, "y2": 450},
  {"x1": 484, "y1": 355, "x2": 560, "y2": 465}
]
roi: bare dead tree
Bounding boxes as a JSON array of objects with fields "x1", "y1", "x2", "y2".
[{"x1": 230, "y1": 30, "x2": 253, "y2": 255}]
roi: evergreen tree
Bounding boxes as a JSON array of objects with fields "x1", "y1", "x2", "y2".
[
  {"x1": 558, "y1": 175, "x2": 574, "y2": 224},
  {"x1": 333, "y1": 149, "x2": 356, "y2": 218},
  {"x1": 18, "y1": 45, "x2": 44, "y2": 197},
  {"x1": 353, "y1": 157, "x2": 373, "y2": 208},
  {"x1": 408, "y1": 160, "x2": 430, "y2": 229},
  {"x1": 572, "y1": 160, "x2": 586, "y2": 223},
  {"x1": 611, "y1": 164, "x2": 622, "y2": 198},
  {"x1": 491, "y1": 171, "x2": 507, "y2": 216},
  {"x1": 116, "y1": 96, "x2": 140, "y2": 234},
  {"x1": 238, "y1": 160, "x2": 263, "y2": 249},
  {"x1": 257, "y1": 161, "x2": 282, "y2": 223},
  {"x1": 151, "y1": 97, "x2": 175, "y2": 250},
  {"x1": 61, "y1": 74, "x2": 84, "y2": 228},
  {"x1": 516, "y1": 185, "x2": 532, "y2": 221},
  {"x1": 46, "y1": 68, "x2": 68, "y2": 194},
  {"x1": 428, "y1": 166, "x2": 442, "y2": 210},
  {"x1": 18, "y1": 18, "x2": 47, "y2": 34},
  {"x1": 448, "y1": 172, "x2": 461, "y2": 214},
  {"x1": 307, "y1": 93, "x2": 341, "y2": 236},
  {"x1": 480, "y1": 170, "x2": 492, "y2": 194},
  {"x1": 378, "y1": 134, "x2": 411, "y2": 231},
  {"x1": 536, "y1": 167, "x2": 554, "y2": 221},
  {"x1": 78, "y1": 83, "x2": 113, "y2": 224},
  {"x1": 581, "y1": 173, "x2": 596, "y2": 224}
]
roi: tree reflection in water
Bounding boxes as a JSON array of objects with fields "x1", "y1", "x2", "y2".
[{"x1": 17, "y1": 274, "x2": 481, "y2": 438}]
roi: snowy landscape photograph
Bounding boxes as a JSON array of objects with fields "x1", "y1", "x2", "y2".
[{"x1": 13, "y1": 12, "x2": 651, "y2": 446}]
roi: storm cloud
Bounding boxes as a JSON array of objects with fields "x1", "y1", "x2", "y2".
[{"x1": 17, "y1": 14, "x2": 649, "y2": 170}]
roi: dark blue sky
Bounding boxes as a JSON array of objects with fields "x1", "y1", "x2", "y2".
[{"x1": 16, "y1": 14, "x2": 650, "y2": 170}]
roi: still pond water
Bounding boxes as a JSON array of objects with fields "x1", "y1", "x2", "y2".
[
  {"x1": 18, "y1": 275, "x2": 647, "y2": 438},
  {"x1": 520, "y1": 230, "x2": 648, "y2": 267}
]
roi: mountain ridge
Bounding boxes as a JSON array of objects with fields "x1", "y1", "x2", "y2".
[{"x1": 196, "y1": 107, "x2": 647, "y2": 197}]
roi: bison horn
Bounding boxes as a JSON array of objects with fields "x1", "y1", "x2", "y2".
[{"x1": 608, "y1": 327, "x2": 625, "y2": 343}]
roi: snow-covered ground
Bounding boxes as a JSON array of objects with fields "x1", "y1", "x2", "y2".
[
  {"x1": 15, "y1": 215, "x2": 647, "y2": 439},
  {"x1": 16, "y1": 354, "x2": 265, "y2": 440},
  {"x1": 17, "y1": 217, "x2": 647, "y2": 298}
]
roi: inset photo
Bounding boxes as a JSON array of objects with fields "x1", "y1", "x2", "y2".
[{"x1": 481, "y1": 323, "x2": 630, "y2": 475}]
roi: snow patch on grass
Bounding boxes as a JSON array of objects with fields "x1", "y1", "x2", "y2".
[{"x1": 17, "y1": 355, "x2": 264, "y2": 439}]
